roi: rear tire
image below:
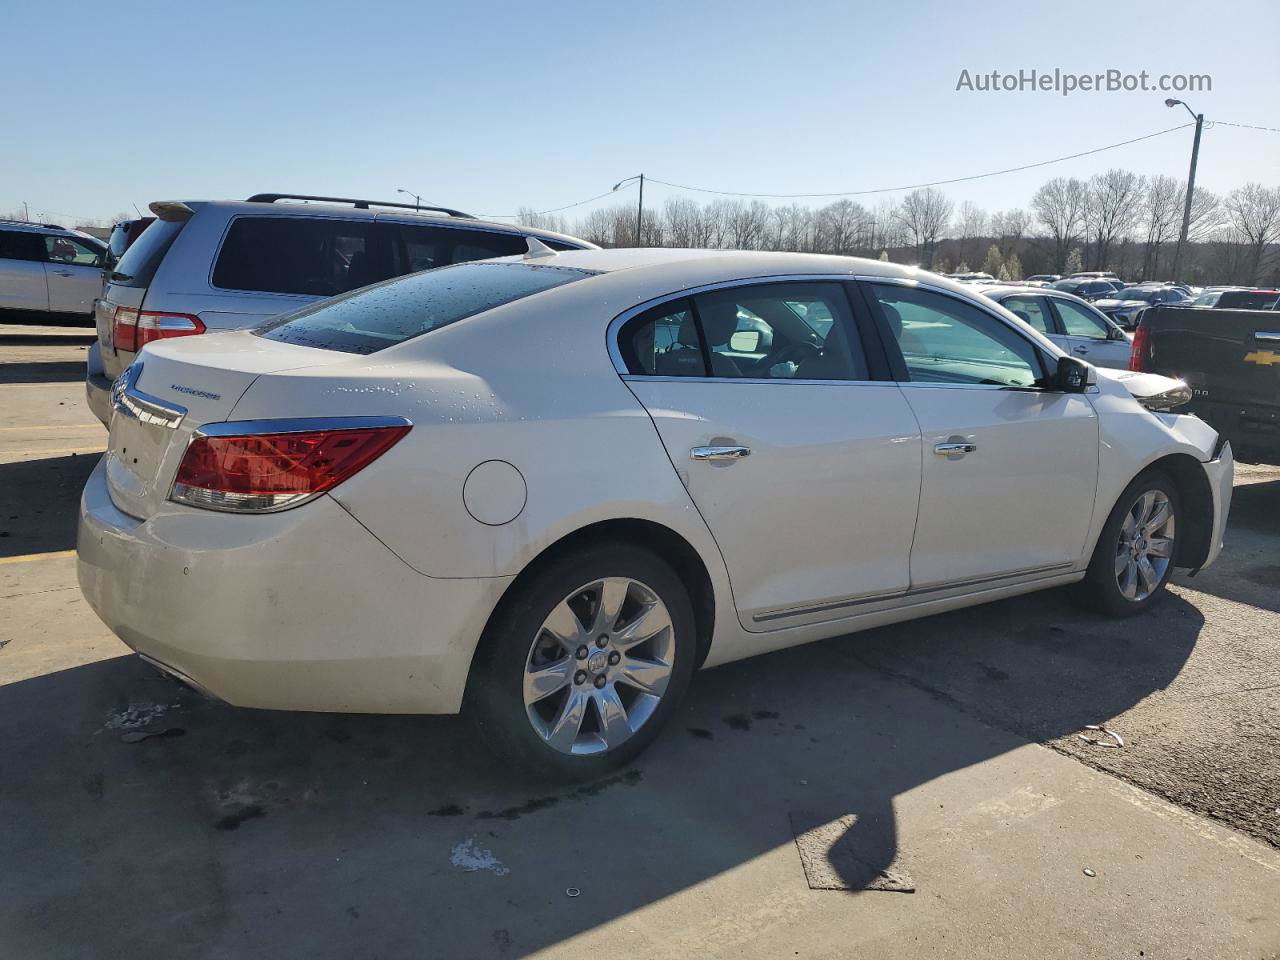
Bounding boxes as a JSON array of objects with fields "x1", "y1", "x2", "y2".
[
  {"x1": 466, "y1": 543, "x2": 696, "y2": 781},
  {"x1": 1071, "y1": 470, "x2": 1180, "y2": 617}
]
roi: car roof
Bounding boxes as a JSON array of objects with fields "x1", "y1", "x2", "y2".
[
  {"x1": 980, "y1": 284, "x2": 1088, "y2": 303},
  {"x1": 162, "y1": 199, "x2": 593, "y2": 248},
  {"x1": 0, "y1": 220, "x2": 104, "y2": 245}
]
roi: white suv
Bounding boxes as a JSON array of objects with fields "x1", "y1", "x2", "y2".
[
  {"x1": 0, "y1": 220, "x2": 107, "y2": 320},
  {"x1": 86, "y1": 193, "x2": 595, "y2": 425}
]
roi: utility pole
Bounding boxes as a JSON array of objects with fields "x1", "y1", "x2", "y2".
[
  {"x1": 23, "y1": 201, "x2": 29, "y2": 222},
  {"x1": 612, "y1": 174, "x2": 645, "y2": 246},
  {"x1": 1166, "y1": 99, "x2": 1203, "y2": 282}
]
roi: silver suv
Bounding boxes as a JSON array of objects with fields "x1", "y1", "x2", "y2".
[
  {"x1": 0, "y1": 220, "x2": 107, "y2": 320},
  {"x1": 86, "y1": 193, "x2": 595, "y2": 425}
]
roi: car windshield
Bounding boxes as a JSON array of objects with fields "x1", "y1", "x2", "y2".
[
  {"x1": 256, "y1": 261, "x2": 596, "y2": 355},
  {"x1": 1116, "y1": 288, "x2": 1156, "y2": 301}
]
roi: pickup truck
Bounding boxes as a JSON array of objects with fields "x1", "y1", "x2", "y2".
[{"x1": 1132, "y1": 305, "x2": 1280, "y2": 464}]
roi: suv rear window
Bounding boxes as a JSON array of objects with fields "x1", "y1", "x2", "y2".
[
  {"x1": 256, "y1": 261, "x2": 596, "y2": 355},
  {"x1": 213, "y1": 217, "x2": 393, "y2": 297},
  {"x1": 111, "y1": 218, "x2": 185, "y2": 288}
]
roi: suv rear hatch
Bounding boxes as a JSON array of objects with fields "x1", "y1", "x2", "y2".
[{"x1": 104, "y1": 331, "x2": 346, "y2": 520}]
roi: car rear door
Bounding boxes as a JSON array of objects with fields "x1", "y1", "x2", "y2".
[
  {"x1": 616, "y1": 279, "x2": 922, "y2": 631},
  {"x1": 864, "y1": 280, "x2": 1098, "y2": 589},
  {"x1": 43, "y1": 235, "x2": 105, "y2": 314},
  {"x1": 0, "y1": 230, "x2": 50, "y2": 311}
]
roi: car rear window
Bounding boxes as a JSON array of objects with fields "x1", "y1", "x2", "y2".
[
  {"x1": 255, "y1": 261, "x2": 596, "y2": 354},
  {"x1": 111, "y1": 218, "x2": 185, "y2": 288}
]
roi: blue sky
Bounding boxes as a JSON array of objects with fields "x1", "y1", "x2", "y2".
[{"x1": 5, "y1": 0, "x2": 1277, "y2": 226}]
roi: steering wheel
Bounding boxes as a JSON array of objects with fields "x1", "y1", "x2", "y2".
[{"x1": 760, "y1": 339, "x2": 821, "y2": 373}]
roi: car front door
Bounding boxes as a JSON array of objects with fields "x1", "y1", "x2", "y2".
[
  {"x1": 996, "y1": 293, "x2": 1064, "y2": 347},
  {"x1": 616, "y1": 280, "x2": 922, "y2": 630},
  {"x1": 1051, "y1": 295, "x2": 1131, "y2": 369},
  {"x1": 864, "y1": 280, "x2": 1098, "y2": 589},
  {"x1": 43, "y1": 235, "x2": 105, "y2": 314},
  {"x1": 0, "y1": 230, "x2": 50, "y2": 312}
]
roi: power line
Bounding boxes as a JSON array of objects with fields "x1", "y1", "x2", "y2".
[
  {"x1": 1209, "y1": 120, "x2": 1280, "y2": 134},
  {"x1": 645, "y1": 123, "x2": 1197, "y2": 199},
  {"x1": 480, "y1": 182, "x2": 635, "y2": 221}
]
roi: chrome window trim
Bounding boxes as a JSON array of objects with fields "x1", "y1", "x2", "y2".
[
  {"x1": 619, "y1": 375, "x2": 895, "y2": 387},
  {"x1": 110, "y1": 363, "x2": 187, "y2": 429},
  {"x1": 606, "y1": 272, "x2": 1061, "y2": 384}
]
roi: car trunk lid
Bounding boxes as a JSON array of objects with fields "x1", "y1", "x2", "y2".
[{"x1": 104, "y1": 331, "x2": 347, "y2": 519}]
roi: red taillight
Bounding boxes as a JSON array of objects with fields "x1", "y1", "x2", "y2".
[
  {"x1": 171, "y1": 424, "x2": 410, "y2": 512},
  {"x1": 1129, "y1": 323, "x2": 1151, "y2": 372},
  {"x1": 135, "y1": 311, "x2": 205, "y2": 349},
  {"x1": 113, "y1": 308, "x2": 204, "y2": 353}
]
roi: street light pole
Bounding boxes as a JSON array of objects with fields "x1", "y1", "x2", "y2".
[
  {"x1": 396, "y1": 188, "x2": 422, "y2": 212},
  {"x1": 612, "y1": 174, "x2": 645, "y2": 246},
  {"x1": 1166, "y1": 99, "x2": 1203, "y2": 282}
]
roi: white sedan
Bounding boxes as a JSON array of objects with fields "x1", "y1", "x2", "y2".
[{"x1": 78, "y1": 248, "x2": 1234, "y2": 779}]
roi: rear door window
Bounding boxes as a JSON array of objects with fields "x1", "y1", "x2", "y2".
[
  {"x1": 257, "y1": 261, "x2": 596, "y2": 354},
  {"x1": 396, "y1": 225, "x2": 529, "y2": 273},
  {"x1": 998, "y1": 295, "x2": 1054, "y2": 334},
  {"x1": 110, "y1": 218, "x2": 185, "y2": 288},
  {"x1": 212, "y1": 217, "x2": 394, "y2": 296},
  {"x1": 0, "y1": 230, "x2": 45, "y2": 261}
]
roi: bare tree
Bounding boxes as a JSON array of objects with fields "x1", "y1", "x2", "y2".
[
  {"x1": 1083, "y1": 169, "x2": 1145, "y2": 271},
  {"x1": 1223, "y1": 183, "x2": 1280, "y2": 284},
  {"x1": 896, "y1": 187, "x2": 953, "y2": 268},
  {"x1": 1139, "y1": 176, "x2": 1182, "y2": 279},
  {"x1": 1032, "y1": 177, "x2": 1088, "y2": 272},
  {"x1": 991, "y1": 208, "x2": 1030, "y2": 260}
]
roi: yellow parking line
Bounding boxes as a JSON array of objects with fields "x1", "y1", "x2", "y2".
[
  {"x1": 0, "y1": 550, "x2": 78, "y2": 566},
  {"x1": 1, "y1": 446, "x2": 105, "y2": 457}
]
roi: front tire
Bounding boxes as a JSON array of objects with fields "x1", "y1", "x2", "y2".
[
  {"x1": 466, "y1": 543, "x2": 696, "y2": 781},
  {"x1": 1072, "y1": 470, "x2": 1180, "y2": 617}
]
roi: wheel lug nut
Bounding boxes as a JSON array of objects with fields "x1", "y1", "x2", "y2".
[
  {"x1": 593, "y1": 675, "x2": 607, "y2": 689},
  {"x1": 575, "y1": 646, "x2": 589, "y2": 660},
  {"x1": 596, "y1": 635, "x2": 609, "y2": 648},
  {"x1": 574, "y1": 670, "x2": 587, "y2": 685},
  {"x1": 608, "y1": 651, "x2": 620, "y2": 665}
]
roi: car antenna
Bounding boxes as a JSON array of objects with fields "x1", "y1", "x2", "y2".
[{"x1": 523, "y1": 237, "x2": 556, "y2": 260}]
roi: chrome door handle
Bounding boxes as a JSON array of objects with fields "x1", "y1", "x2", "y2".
[
  {"x1": 691, "y1": 445, "x2": 751, "y2": 462},
  {"x1": 934, "y1": 442, "x2": 977, "y2": 456},
  {"x1": 1073, "y1": 345, "x2": 1089, "y2": 354},
  {"x1": 52, "y1": 269, "x2": 74, "y2": 277}
]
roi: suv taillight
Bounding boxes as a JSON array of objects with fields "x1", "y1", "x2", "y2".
[
  {"x1": 113, "y1": 309, "x2": 204, "y2": 353},
  {"x1": 171, "y1": 422, "x2": 410, "y2": 513},
  {"x1": 1129, "y1": 323, "x2": 1151, "y2": 372}
]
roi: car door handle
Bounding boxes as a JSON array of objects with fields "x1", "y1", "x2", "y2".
[
  {"x1": 691, "y1": 445, "x2": 751, "y2": 462},
  {"x1": 1073, "y1": 344, "x2": 1089, "y2": 354},
  {"x1": 51, "y1": 269, "x2": 74, "y2": 277},
  {"x1": 934, "y1": 441, "x2": 977, "y2": 456}
]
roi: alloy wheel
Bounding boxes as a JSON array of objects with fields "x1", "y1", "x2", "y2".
[
  {"x1": 1114, "y1": 489, "x2": 1176, "y2": 601},
  {"x1": 522, "y1": 577, "x2": 676, "y2": 756}
]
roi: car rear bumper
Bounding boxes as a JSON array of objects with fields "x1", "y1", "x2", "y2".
[
  {"x1": 85, "y1": 343, "x2": 112, "y2": 426},
  {"x1": 1199, "y1": 441, "x2": 1233, "y2": 571},
  {"x1": 76, "y1": 459, "x2": 511, "y2": 714}
]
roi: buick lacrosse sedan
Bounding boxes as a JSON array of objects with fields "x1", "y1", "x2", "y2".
[{"x1": 79, "y1": 248, "x2": 1233, "y2": 778}]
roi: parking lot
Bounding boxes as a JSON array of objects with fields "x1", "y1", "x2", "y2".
[{"x1": 1, "y1": 328, "x2": 1278, "y2": 958}]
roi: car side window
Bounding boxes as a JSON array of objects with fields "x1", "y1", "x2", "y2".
[
  {"x1": 1054, "y1": 299, "x2": 1111, "y2": 340},
  {"x1": 617, "y1": 300, "x2": 704, "y2": 377},
  {"x1": 870, "y1": 284, "x2": 1044, "y2": 388},
  {"x1": 213, "y1": 217, "x2": 394, "y2": 296},
  {"x1": 999, "y1": 295, "x2": 1054, "y2": 335},
  {"x1": 398, "y1": 225, "x2": 528, "y2": 273},
  {"x1": 44, "y1": 236, "x2": 103, "y2": 266},
  {"x1": 0, "y1": 231, "x2": 45, "y2": 262},
  {"x1": 690, "y1": 282, "x2": 867, "y2": 380}
]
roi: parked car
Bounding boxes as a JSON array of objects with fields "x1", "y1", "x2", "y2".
[
  {"x1": 78, "y1": 249, "x2": 1233, "y2": 778},
  {"x1": 1094, "y1": 285, "x2": 1190, "y2": 329},
  {"x1": 106, "y1": 217, "x2": 155, "y2": 269},
  {"x1": 1133, "y1": 304, "x2": 1280, "y2": 464},
  {"x1": 1050, "y1": 278, "x2": 1116, "y2": 302},
  {"x1": 0, "y1": 219, "x2": 107, "y2": 322},
  {"x1": 1024, "y1": 274, "x2": 1062, "y2": 283},
  {"x1": 1190, "y1": 288, "x2": 1280, "y2": 310},
  {"x1": 946, "y1": 272, "x2": 996, "y2": 283},
  {"x1": 85, "y1": 193, "x2": 595, "y2": 425},
  {"x1": 1068, "y1": 271, "x2": 1121, "y2": 281},
  {"x1": 981, "y1": 285, "x2": 1133, "y2": 368}
]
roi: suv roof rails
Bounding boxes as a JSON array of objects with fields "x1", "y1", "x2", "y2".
[
  {"x1": 245, "y1": 193, "x2": 475, "y2": 219},
  {"x1": 0, "y1": 218, "x2": 66, "y2": 230}
]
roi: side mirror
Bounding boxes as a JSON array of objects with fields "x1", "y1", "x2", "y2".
[
  {"x1": 728, "y1": 330, "x2": 762, "y2": 353},
  {"x1": 1054, "y1": 355, "x2": 1094, "y2": 393}
]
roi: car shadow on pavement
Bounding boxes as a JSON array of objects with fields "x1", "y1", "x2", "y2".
[
  {"x1": 0, "y1": 453, "x2": 101, "y2": 558},
  {"x1": 0, "y1": 583, "x2": 1203, "y2": 958},
  {"x1": 0, "y1": 360, "x2": 88, "y2": 384}
]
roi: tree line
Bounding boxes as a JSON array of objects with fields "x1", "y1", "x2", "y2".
[{"x1": 518, "y1": 173, "x2": 1280, "y2": 286}]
